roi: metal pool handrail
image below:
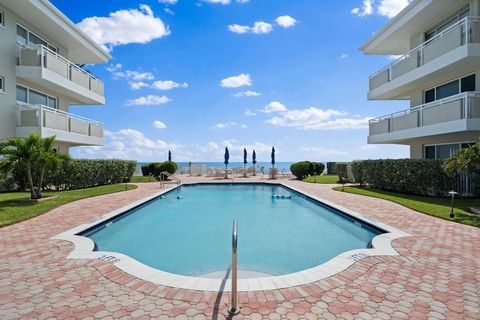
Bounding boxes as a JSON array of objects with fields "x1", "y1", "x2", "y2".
[
  {"x1": 159, "y1": 172, "x2": 181, "y2": 188},
  {"x1": 229, "y1": 220, "x2": 239, "y2": 315}
]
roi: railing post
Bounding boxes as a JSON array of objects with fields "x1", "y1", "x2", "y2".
[{"x1": 229, "y1": 220, "x2": 239, "y2": 315}]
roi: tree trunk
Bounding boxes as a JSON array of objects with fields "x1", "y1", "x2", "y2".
[
  {"x1": 36, "y1": 165, "x2": 46, "y2": 199},
  {"x1": 26, "y1": 164, "x2": 37, "y2": 200}
]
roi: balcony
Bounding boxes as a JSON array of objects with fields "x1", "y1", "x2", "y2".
[
  {"x1": 368, "y1": 92, "x2": 480, "y2": 144},
  {"x1": 16, "y1": 103, "x2": 104, "y2": 146},
  {"x1": 368, "y1": 17, "x2": 480, "y2": 99},
  {"x1": 16, "y1": 45, "x2": 105, "y2": 105}
]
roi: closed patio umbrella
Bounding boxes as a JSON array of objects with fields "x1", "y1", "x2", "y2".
[
  {"x1": 168, "y1": 150, "x2": 172, "y2": 162},
  {"x1": 252, "y1": 149, "x2": 257, "y2": 176},
  {"x1": 243, "y1": 148, "x2": 248, "y2": 177},
  {"x1": 224, "y1": 147, "x2": 229, "y2": 179}
]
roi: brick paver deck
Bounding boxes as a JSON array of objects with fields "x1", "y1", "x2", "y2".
[{"x1": 1, "y1": 176, "x2": 479, "y2": 319}]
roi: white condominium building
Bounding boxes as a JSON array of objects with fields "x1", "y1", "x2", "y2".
[
  {"x1": 0, "y1": 0, "x2": 110, "y2": 154},
  {"x1": 363, "y1": 0, "x2": 480, "y2": 160}
]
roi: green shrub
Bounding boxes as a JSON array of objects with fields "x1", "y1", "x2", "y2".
[
  {"x1": 362, "y1": 159, "x2": 451, "y2": 196},
  {"x1": 290, "y1": 161, "x2": 325, "y2": 180},
  {"x1": 14, "y1": 159, "x2": 137, "y2": 191},
  {"x1": 159, "y1": 161, "x2": 178, "y2": 175},
  {"x1": 351, "y1": 160, "x2": 366, "y2": 185},
  {"x1": 291, "y1": 162, "x2": 311, "y2": 180},
  {"x1": 313, "y1": 162, "x2": 325, "y2": 176},
  {"x1": 0, "y1": 172, "x2": 16, "y2": 192},
  {"x1": 336, "y1": 163, "x2": 349, "y2": 182},
  {"x1": 141, "y1": 164, "x2": 151, "y2": 177}
]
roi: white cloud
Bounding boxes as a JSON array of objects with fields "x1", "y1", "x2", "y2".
[
  {"x1": 201, "y1": 0, "x2": 250, "y2": 4},
  {"x1": 164, "y1": 8, "x2": 175, "y2": 15},
  {"x1": 159, "y1": 0, "x2": 177, "y2": 4},
  {"x1": 152, "y1": 80, "x2": 189, "y2": 90},
  {"x1": 275, "y1": 15, "x2": 296, "y2": 28},
  {"x1": 228, "y1": 22, "x2": 273, "y2": 34},
  {"x1": 153, "y1": 120, "x2": 167, "y2": 129},
  {"x1": 211, "y1": 122, "x2": 247, "y2": 129},
  {"x1": 220, "y1": 73, "x2": 252, "y2": 88},
  {"x1": 259, "y1": 101, "x2": 287, "y2": 113},
  {"x1": 341, "y1": 54, "x2": 348, "y2": 59},
  {"x1": 360, "y1": 144, "x2": 378, "y2": 150},
  {"x1": 71, "y1": 129, "x2": 180, "y2": 161},
  {"x1": 77, "y1": 4, "x2": 170, "y2": 51},
  {"x1": 244, "y1": 109, "x2": 257, "y2": 116},
  {"x1": 262, "y1": 102, "x2": 372, "y2": 130},
  {"x1": 107, "y1": 64, "x2": 154, "y2": 81},
  {"x1": 195, "y1": 140, "x2": 271, "y2": 161},
  {"x1": 378, "y1": 0, "x2": 411, "y2": 18},
  {"x1": 129, "y1": 81, "x2": 150, "y2": 90},
  {"x1": 126, "y1": 95, "x2": 172, "y2": 106},
  {"x1": 234, "y1": 90, "x2": 261, "y2": 98},
  {"x1": 351, "y1": 0, "x2": 411, "y2": 18},
  {"x1": 301, "y1": 147, "x2": 347, "y2": 156}
]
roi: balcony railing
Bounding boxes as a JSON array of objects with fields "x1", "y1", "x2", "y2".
[
  {"x1": 369, "y1": 17, "x2": 480, "y2": 91},
  {"x1": 369, "y1": 92, "x2": 480, "y2": 136},
  {"x1": 16, "y1": 103, "x2": 104, "y2": 139},
  {"x1": 17, "y1": 44, "x2": 104, "y2": 96}
]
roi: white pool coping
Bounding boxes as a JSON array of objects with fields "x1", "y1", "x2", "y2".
[{"x1": 52, "y1": 181, "x2": 410, "y2": 292}]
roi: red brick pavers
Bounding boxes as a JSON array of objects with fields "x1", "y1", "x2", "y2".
[{"x1": 1, "y1": 177, "x2": 479, "y2": 319}]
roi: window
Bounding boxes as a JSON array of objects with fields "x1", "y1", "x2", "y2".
[
  {"x1": 16, "y1": 25, "x2": 27, "y2": 45},
  {"x1": 0, "y1": 10, "x2": 4, "y2": 28},
  {"x1": 424, "y1": 142, "x2": 475, "y2": 160},
  {"x1": 16, "y1": 85, "x2": 27, "y2": 102},
  {"x1": 0, "y1": 76, "x2": 4, "y2": 93},
  {"x1": 424, "y1": 145, "x2": 436, "y2": 159},
  {"x1": 16, "y1": 24, "x2": 58, "y2": 53},
  {"x1": 425, "y1": 6, "x2": 470, "y2": 41},
  {"x1": 15, "y1": 84, "x2": 57, "y2": 109},
  {"x1": 424, "y1": 74, "x2": 476, "y2": 103}
]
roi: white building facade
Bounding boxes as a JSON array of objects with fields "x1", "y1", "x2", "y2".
[
  {"x1": 0, "y1": 0, "x2": 110, "y2": 154},
  {"x1": 362, "y1": 0, "x2": 480, "y2": 160}
]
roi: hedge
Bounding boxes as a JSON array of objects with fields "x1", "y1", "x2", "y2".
[
  {"x1": 13, "y1": 159, "x2": 136, "y2": 191},
  {"x1": 335, "y1": 163, "x2": 349, "y2": 182},
  {"x1": 141, "y1": 161, "x2": 178, "y2": 178},
  {"x1": 290, "y1": 161, "x2": 325, "y2": 180},
  {"x1": 345, "y1": 159, "x2": 452, "y2": 196}
]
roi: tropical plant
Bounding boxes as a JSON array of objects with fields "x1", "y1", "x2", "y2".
[
  {"x1": 0, "y1": 134, "x2": 69, "y2": 199},
  {"x1": 445, "y1": 142, "x2": 480, "y2": 176}
]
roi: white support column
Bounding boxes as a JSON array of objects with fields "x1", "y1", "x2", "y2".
[{"x1": 471, "y1": 0, "x2": 480, "y2": 17}]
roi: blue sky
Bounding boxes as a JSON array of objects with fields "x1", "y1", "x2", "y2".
[{"x1": 51, "y1": 0, "x2": 411, "y2": 162}]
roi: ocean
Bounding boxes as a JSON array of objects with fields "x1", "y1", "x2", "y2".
[{"x1": 135, "y1": 162, "x2": 295, "y2": 176}]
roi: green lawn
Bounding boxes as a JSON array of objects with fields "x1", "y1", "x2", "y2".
[
  {"x1": 130, "y1": 176, "x2": 158, "y2": 183},
  {"x1": 0, "y1": 184, "x2": 137, "y2": 228},
  {"x1": 333, "y1": 186, "x2": 480, "y2": 228},
  {"x1": 303, "y1": 175, "x2": 339, "y2": 184}
]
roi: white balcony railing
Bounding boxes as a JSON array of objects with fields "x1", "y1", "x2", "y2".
[
  {"x1": 369, "y1": 17, "x2": 480, "y2": 91},
  {"x1": 369, "y1": 92, "x2": 480, "y2": 136},
  {"x1": 17, "y1": 44, "x2": 104, "y2": 96},
  {"x1": 16, "y1": 103, "x2": 104, "y2": 139}
]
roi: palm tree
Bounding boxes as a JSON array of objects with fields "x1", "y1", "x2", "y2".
[
  {"x1": 444, "y1": 141, "x2": 480, "y2": 176},
  {"x1": 0, "y1": 134, "x2": 69, "y2": 199}
]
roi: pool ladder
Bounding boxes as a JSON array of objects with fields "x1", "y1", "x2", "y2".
[
  {"x1": 229, "y1": 220, "x2": 240, "y2": 315},
  {"x1": 159, "y1": 171, "x2": 181, "y2": 188}
]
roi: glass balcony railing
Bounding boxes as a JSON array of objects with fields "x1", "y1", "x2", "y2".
[
  {"x1": 369, "y1": 92, "x2": 480, "y2": 136},
  {"x1": 17, "y1": 44, "x2": 104, "y2": 97},
  {"x1": 16, "y1": 103, "x2": 104, "y2": 139},
  {"x1": 369, "y1": 17, "x2": 480, "y2": 91}
]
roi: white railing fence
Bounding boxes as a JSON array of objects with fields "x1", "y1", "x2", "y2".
[
  {"x1": 369, "y1": 17, "x2": 480, "y2": 91},
  {"x1": 17, "y1": 44, "x2": 104, "y2": 96},
  {"x1": 369, "y1": 92, "x2": 480, "y2": 136},
  {"x1": 16, "y1": 103, "x2": 104, "y2": 138}
]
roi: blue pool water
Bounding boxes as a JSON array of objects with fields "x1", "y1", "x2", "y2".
[{"x1": 84, "y1": 184, "x2": 382, "y2": 277}]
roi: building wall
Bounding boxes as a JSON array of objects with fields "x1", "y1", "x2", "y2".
[{"x1": 0, "y1": 4, "x2": 91, "y2": 154}]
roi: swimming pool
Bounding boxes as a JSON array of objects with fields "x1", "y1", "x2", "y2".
[{"x1": 81, "y1": 183, "x2": 383, "y2": 277}]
